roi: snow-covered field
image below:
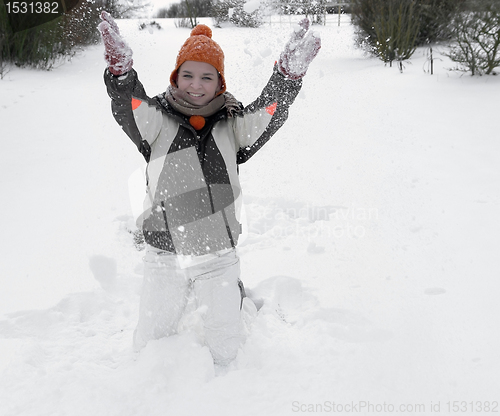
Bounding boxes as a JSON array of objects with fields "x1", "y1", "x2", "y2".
[{"x1": 1, "y1": 15, "x2": 499, "y2": 416}]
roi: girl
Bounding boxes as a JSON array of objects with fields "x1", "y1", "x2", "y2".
[{"x1": 99, "y1": 12, "x2": 320, "y2": 365}]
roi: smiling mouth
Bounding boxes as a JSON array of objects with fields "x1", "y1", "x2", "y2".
[{"x1": 188, "y1": 92, "x2": 204, "y2": 98}]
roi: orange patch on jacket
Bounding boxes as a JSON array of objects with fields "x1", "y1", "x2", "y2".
[
  {"x1": 266, "y1": 102, "x2": 277, "y2": 116},
  {"x1": 131, "y1": 98, "x2": 142, "y2": 110}
]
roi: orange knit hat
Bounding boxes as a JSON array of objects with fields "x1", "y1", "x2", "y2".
[{"x1": 170, "y1": 25, "x2": 226, "y2": 95}]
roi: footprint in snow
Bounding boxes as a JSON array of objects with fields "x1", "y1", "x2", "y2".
[
  {"x1": 89, "y1": 255, "x2": 117, "y2": 292},
  {"x1": 424, "y1": 287, "x2": 447, "y2": 295}
]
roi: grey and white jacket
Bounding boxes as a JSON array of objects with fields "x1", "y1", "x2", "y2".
[{"x1": 104, "y1": 65, "x2": 302, "y2": 256}]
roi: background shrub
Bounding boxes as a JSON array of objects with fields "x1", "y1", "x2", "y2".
[
  {"x1": 156, "y1": 0, "x2": 213, "y2": 20},
  {"x1": 351, "y1": 0, "x2": 421, "y2": 66},
  {"x1": 445, "y1": 0, "x2": 500, "y2": 75},
  {"x1": 351, "y1": 0, "x2": 465, "y2": 66},
  {"x1": 0, "y1": 0, "x2": 145, "y2": 77},
  {"x1": 212, "y1": 0, "x2": 263, "y2": 27},
  {"x1": 266, "y1": 0, "x2": 327, "y2": 24},
  {"x1": 416, "y1": 0, "x2": 466, "y2": 44}
]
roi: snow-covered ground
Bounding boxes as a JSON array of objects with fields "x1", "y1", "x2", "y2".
[{"x1": 1, "y1": 15, "x2": 499, "y2": 416}]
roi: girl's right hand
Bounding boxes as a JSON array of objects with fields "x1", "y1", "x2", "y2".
[{"x1": 98, "y1": 11, "x2": 134, "y2": 76}]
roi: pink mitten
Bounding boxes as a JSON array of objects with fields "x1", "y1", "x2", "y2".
[
  {"x1": 278, "y1": 18, "x2": 321, "y2": 80},
  {"x1": 98, "y1": 11, "x2": 133, "y2": 76}
]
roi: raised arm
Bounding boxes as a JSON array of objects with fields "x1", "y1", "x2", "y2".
[
  {"x1": 98, "y1": 12, "x2": 162, "y2": 162},
  {"x1": 234, "y1": 19, "x2": 321, "y2": 164}
]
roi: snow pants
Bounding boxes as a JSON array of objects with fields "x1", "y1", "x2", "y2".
[{"x1": 133, "y1": 246, "x2": 243, "y2": 365}]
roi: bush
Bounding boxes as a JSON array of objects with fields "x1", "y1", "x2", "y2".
[
  {"x1": 212, "y1": 0, "x2": 263, "y2": 27},
  {"x1": 139, "y1": 21, "x2": 163, "y2": 31},
  {"x1": 156, "y1": 4, "x2": 181, "y2": 18},
  {"x1": 351, "y1": 0, "x2": 465, "y2": 66},
  {"x1": 0, "y1": 0, "x2": 145, "y2": 78},
  {"x1": 352, "y1": 0, "x2": 421, "y2": 67},
  {"x1": 155, "y1": 0, "x2": 213, "y2": 20},
  {"x1": 445, "y1": 0, "x2": 500, "y2": 75},
  {"x1": 417, "y1": 0, "x2": 466, "y2": 44},
  {"x1": 1, "y1": 12, "x2": 61, "y2": 74},
  {"x1": 175, "y1": 17, "x2": 193, "y2": 28},
  {"x1": 1, "y1": 1, "x2": 65, "y2": 75},
  {"x1": 268, "y1": 0, "x2": 327, "y2": 23}
]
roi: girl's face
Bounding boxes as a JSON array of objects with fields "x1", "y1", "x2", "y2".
[{"x1": 176, "y1": 61, "x2": 221, "y2": 106}]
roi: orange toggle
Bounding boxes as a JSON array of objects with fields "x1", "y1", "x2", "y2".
[{"x1": 189, "y1": 115, "x2": 206, "y2": 130}]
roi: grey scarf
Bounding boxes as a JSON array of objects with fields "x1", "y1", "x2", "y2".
[{"x1": 163, "y1": 85, "x2": 243, "y2": 119}]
